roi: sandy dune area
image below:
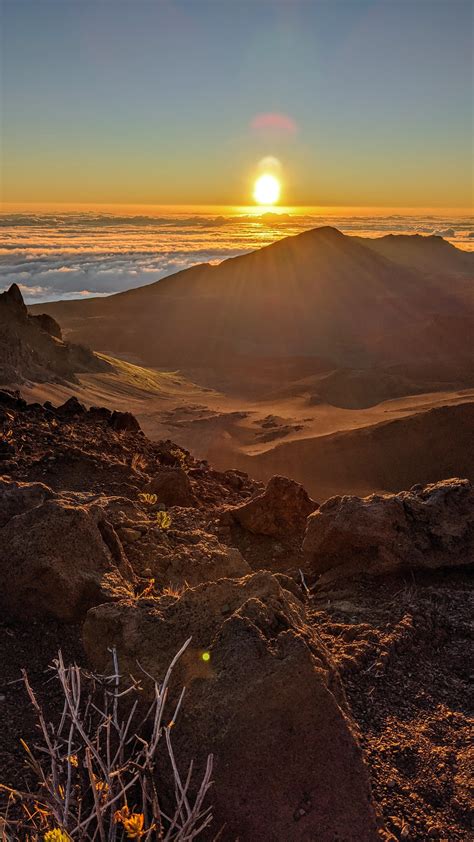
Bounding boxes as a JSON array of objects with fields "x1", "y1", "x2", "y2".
[{"x1": 19, "y1": 353, "x2": 474, "y2": 500}]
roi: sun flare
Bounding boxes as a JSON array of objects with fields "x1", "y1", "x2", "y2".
[{"x1": 253, "y1": 173, "x2": 280, "y2": 206}]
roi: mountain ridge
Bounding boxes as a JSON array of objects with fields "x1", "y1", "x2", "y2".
[
  {"x1": 354, "y1": 231, "x2": 474, "y2": 275},
  {"x1": 28, "y1": 227, "x2": 474, "y2": 396}
]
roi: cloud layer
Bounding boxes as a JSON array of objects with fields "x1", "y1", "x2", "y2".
[{"x1": 1, "y1": 210, "x2": 472, "y2": 304}]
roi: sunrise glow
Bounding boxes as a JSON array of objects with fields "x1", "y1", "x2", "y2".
[{"x1": 253, "y1": 174, "x2": 281, "y2": 206}]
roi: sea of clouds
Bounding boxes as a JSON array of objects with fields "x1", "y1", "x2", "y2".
[{"x1": 0, "y1": 209, "x2": 472, "y2": 303}]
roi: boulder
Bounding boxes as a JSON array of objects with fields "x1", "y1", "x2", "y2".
[
  {"x1": 229, "y1": 474, "x2": 318, "y2": 537},
  {"x1": 143, "y1": 466, "x2": 195, "y2": 508},
  {"x1": 0, "y1": 498, "x2": 134, "y2": 621},
  {"x1": 109, "y1": 410, "x2": 141, "y2": 433},
  {"x1": 303, "y1": 477, "x2": 474, "y2": 581},
  {"x1": 84, "y1": 571, "x2": 379, "y2": 841},
  {"x1": 159, "y1": 542, "x2": 250, "y2": 589}
]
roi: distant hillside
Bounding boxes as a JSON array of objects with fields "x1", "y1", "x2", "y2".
[
  {"x1": 354, "y1": 233, "x2": 474, "y2": 275},
  {"x1": 30, "y1": 227, "x2": 474, "y2": 395},
  {"x1": 0, "y1": 284, "x2": 108, "y2": 384},
  {"x1": 236, "y1": 401, "x2": 474, "y2": 500}
]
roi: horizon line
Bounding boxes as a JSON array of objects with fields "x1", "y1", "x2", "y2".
[{"x1": 1, "y1": 201, "x2": 473, "y2": 217}]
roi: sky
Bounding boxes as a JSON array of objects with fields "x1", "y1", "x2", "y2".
[{"x1": 1, "y1": 0, "x2": 473, "y2": 208}]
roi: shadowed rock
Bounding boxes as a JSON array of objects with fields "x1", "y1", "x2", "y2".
[
  {"x1": 0, "y1": 483, "x2": 134, "y2": 620},
  {"x1": 84, "y1": 570, "x2": 379, "y2": 841},
  {"x1": 109, "y1": 410, "x2": 141, "y2": 433},
  {"x1": 56, "y1": 396, "x2": 87, "y2": 416},
  {"x1": 29, "y1": 312, "x2": 62, "y2": 339}
]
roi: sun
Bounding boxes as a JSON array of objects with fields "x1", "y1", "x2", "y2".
[{"x1": 253, "y1": 173, "x2": 280, "y2": 205}]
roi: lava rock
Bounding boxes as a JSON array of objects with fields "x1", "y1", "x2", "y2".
[
  {"x1": 229, "y1": 474, "x2": 318, "y2": 537},
  {"x1": 0, "y1": 495, "x2": 134, "y2": 620},
  {"x1": 0, "y1": 389, "x2": 26, "y2": 410},
  {"x1": 56, "y1": 396, "x2": 87, "y2": 416},
  {"x1": 109, "y1": 411, "x2": 141, "y2": 433},
  {"x1": 303, "y1": 477, "x2": 474, "y2": 581},
  {"x1": 88, "y1": 405, "x2": 113, "y2": 422}
]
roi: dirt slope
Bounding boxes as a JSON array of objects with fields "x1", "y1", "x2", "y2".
[{"x1": 233, "y1": 401, "x2": 474, "y2": 500}]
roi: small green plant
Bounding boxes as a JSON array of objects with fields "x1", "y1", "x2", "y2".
[
  {"x1": 155, "y1": 511, "x2": 171, "y2": 530},
  {"x1": 44, "y1": 831, "x2": 71, "y2": 842},
  {"x1": 137, "y1": 492, "x2": 157, "y2": 506}
]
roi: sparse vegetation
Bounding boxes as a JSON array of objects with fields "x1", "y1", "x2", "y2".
[
  {"x1": 131, "y1": 454, "x2": 147, "y2": 474},
  {"x1": 137, "y1": 492, "x2": 172, "y2": 528},
  {"x1": 161, "y1": 585, "x2": 187, "y2": 600},
  {"x1": 136, "y1": 578, "x2": 157, "y2": 600},
  {"x1": 155, "y1": 511, "x2": 171, "y2": 530},
  {"x1": 0, "y1": 642, "x2": 213, "y2": 841},
  {"x1": 137, "y1": 493, "x2": 157, "y2": 506}
]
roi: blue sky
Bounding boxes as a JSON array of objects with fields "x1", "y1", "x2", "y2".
[{"x1": 1, "y1": 0, "x2": 472, "y2": 206}]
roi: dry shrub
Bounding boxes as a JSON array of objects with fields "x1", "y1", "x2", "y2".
[{"x1": 1, "y1": 640, "x2": 213, "y2": 840}]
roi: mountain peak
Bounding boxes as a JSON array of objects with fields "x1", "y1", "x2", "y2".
[
  {"x1": 0, "y1": 283, "x2": 28, "y2": 319},
  {"x1": 304, "y1": 225, "x2": 345, "y2": 239}
]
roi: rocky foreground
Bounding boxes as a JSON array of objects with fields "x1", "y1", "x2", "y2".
[{"x1": 0, "y1": 390, "x2": 472, "y2": 841}]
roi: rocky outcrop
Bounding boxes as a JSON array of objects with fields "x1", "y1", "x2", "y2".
[
  {"x1": 229, "y1": 474, "x2": 318, "y2": 537},
  {"x1": 303, "y1": 478, "x2": 474, "y2": 581},
  {"x1": 0, "y1": 283, "x2": 108, "y2": 384},
  {"x1": 0, "y1": 283, "x2": 28, "y2": 317},
  {"x1": 84, "y1": 571, "x2": 379, "y2": 841},
  {"x1": 0, "y1": 481, "x2": 134, "y2": 620}
]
